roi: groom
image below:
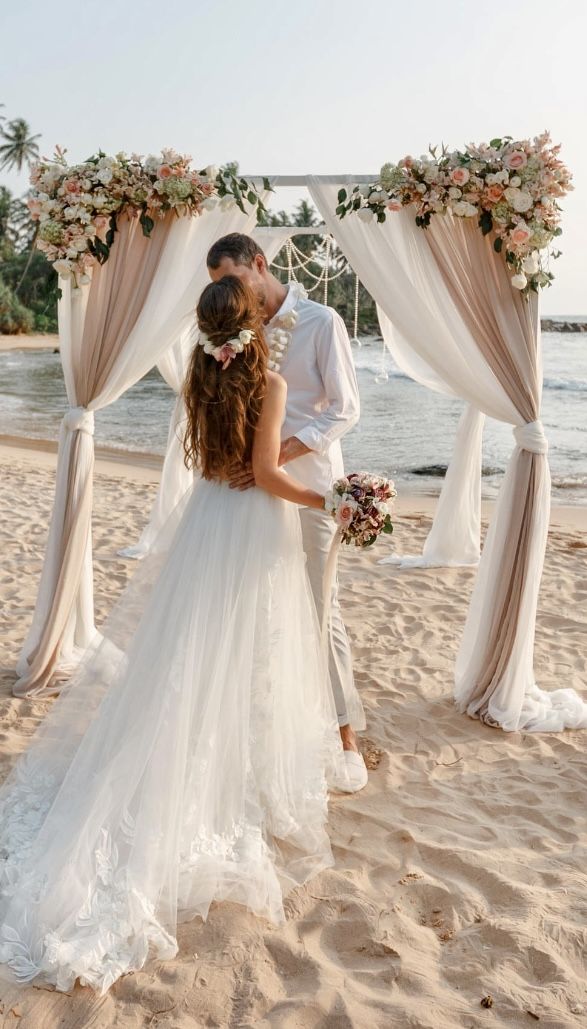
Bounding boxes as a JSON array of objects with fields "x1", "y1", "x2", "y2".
[{"x1": 207, "y1": 232, "x2": 367, "y2": 792}]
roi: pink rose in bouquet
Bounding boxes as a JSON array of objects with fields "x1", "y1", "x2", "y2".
[{"x1": 326, "y1": 472, "x2": 396, "y2": 547}]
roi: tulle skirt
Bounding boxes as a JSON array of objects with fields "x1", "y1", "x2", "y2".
[{"x1": 0, "y1": 480, "x2": 346, "y2": 993}]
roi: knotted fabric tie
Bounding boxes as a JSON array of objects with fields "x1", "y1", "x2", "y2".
[
  {"x1": 63, "y1": 406, "x2": 95, "y2": 436},
  {"x1": 513, "y1": 419, "x2": 548, "y2": 455}
]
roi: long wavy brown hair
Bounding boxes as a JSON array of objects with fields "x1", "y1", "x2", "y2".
[{"x1": 183, "y1": 276, "x2": 268, "y2": 480}]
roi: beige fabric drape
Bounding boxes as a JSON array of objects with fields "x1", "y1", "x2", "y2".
[
  {"x1": 425, "y1": 217, "x2": 547, "y2": 724},
  {"x1": 14, "y1": 213, "x2": 174, "y2": 696}
]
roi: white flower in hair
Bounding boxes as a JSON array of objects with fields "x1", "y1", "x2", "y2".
[{"x1": 197, "y1": 327, "x2": 255, "y2": 371}]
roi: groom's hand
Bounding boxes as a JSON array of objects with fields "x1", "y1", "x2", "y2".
[
  {"x1": 279, "y1": 437, "x2": 312, "y2": 466},
  {"x1": 228, "y1": 462, "x2": 256, "y2": 491}
]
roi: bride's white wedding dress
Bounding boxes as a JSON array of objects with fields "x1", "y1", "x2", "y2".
[{"x1": 0, "y1": 479, "x2": 347, "y2": 994}]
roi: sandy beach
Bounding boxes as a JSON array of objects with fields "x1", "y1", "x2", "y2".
[{"x1": 0, "y1": 437, "x2": 585, "y2": 1029}]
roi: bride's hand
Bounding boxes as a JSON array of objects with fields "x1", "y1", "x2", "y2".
[{"x1": 228, "y1": 462, "x2": 256, "y2": 491}]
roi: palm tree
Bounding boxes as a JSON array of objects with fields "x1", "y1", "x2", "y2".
[
  {"x1": 0, "y1": 116, "x2": 42, "y2": 293},
  {"x1": 0, "y1": 118, "x2": 41, "y2": 173}
]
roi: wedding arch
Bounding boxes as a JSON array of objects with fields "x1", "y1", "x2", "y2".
[{"x1": 15, "y1": 138, "x2": 587, "y2": 735}]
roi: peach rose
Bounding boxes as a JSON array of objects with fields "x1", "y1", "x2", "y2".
[
  {"x1": 386, "y1": 199, "x2": 402, "y2": 212},
  {"x1": 505, "y1": 150, "x2": 528, "y2": 170},
  {"x1": 510, "y1": 223, "x2": 532, "y2": 246},
  {"x1": 450, "y1": 167, "x2": 470, "y2": 186},
  {"x1": 158, "y1": 165, "x2": 173, "y2": 179},
  {"x1": 64, "y1": 179, "x2": 81, "y2": 194},
  {"x1": 27, "y1": 198, "x2": 42, "y2": 218},
  {"x1": 486, "y1": 184, "x2": 504, "y2": 202},
  {"x1": 93, "y1": 215, "x2": 109, "y2": 238}
]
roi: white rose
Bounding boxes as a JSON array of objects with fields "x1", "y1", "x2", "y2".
[
  {"x1": 511, "y1": 273, "x2": 528, "y2": 290},
  {"x1": 53, "y1": 259, "x2": 73, "y2": 278},
  {"x1": 510, "y1": 175, "x2": 521, "y2": 187},
  {"x1": 357, "y1": 207, "x2": 375, "y2": 223},
  {"x1": 521, "y1": 252, "x2": 539, "y2": 275},
  {"x1": 205, "y1": 165, "x2": 220, "y2": 180},
  {"x1": 74, "y1": 238, "x2": 88, "y2": 252},
  {"x1": 512, "y1": 191, "x2": 533, "y2": 213},
  {"x1": 144, "y1": 155, "x2": 159, "y2": 173},
  {"x1": 504, "y1": 186, "x2": 520, "y2": 204},
  {"x1": 448, "y1": 187, "x2": 462, "y2": 199},
  {"x1": 416, "y1": 182, "x2": 427, "y2": 194},
  {"x1": 453, "y1": 200, "x2": 477, "y2": 217},
  {"x1": 66, "y1": 247, "x2": 79, "y2": 259},
  {"x1": 96, "y1": 168, "x2": 113, "y2": 185},
  {"x1": 359, "y1": 185, "x2": 372, "y2": 197}
]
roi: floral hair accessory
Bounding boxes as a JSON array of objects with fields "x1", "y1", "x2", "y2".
[{"x1": 198, "y1": 328, "x2": 255, "y2": 371}]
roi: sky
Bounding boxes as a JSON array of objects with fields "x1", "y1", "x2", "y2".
[{"x1": 1, "y1": 0, "x2": 586, "y2": 314}]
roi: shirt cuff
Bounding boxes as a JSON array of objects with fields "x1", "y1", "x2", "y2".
[{"x1": 294, "y1": 424, "x2": 330, "y2": 456}]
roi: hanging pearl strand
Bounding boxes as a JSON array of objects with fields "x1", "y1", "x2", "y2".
[
  {"x1": 271, "y1": 235, "x2": 347, "y2": 296},
  {"x1": 350, "y1": 272, "x2": 362, "y2": 347}
]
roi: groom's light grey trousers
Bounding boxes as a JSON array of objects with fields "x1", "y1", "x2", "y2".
[{"x1": 298, "y1": 506, "x2": 354, "y2": 727}]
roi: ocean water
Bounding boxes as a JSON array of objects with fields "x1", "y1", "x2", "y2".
[{"x1": 0, "y1": 332, "x2": 585, "y2": 503}]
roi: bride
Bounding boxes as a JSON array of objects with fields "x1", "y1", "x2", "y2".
[{"x1": 0, "y1": 276, "x2": 350, "y2": 994}]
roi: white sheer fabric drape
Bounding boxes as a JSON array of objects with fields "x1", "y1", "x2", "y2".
[
  {"x1": 376, "y1": 309, "x2": 484, "y2": 567},
  {"x1": 118, "y1": 223, "x2": 294, "y2": 560},
  {"x1": 117, "y1": 330, "x2": 195, "y2": 559},
  {"x1": 309, "y1": 179, "x2": 587, "y2": 732},
  {"x1": 17, "y1": 202, "x2": 264, "y2": 693}
]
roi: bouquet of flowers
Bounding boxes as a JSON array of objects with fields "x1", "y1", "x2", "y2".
[
  {"x1": 336, "y1": 132, "x2": 573, "y2": 295},
  {"x1": 28, "y1": 147, "x2": 270, "y2": 288},
  {"x1": 325, "y1": 472, "x2": 396, "y2": 547}
]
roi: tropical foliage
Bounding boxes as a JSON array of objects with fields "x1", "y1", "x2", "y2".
[{"x1": 0, "y1": 108, "x2": 56, "y2": 333}]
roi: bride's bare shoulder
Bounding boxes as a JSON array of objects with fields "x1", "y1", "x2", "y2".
[{"x1": 265, "y1": 370, "x2": 287, "y2": 397}]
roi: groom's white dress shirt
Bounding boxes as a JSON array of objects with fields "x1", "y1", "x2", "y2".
[
  {"x1": 265, "y1": 283, "x2": 365, "y2": 731},
  {"x1": 267, "y1": 283, "x2": 360, "y2": 493}
]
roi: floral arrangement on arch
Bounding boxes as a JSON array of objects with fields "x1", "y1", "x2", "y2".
[
  {"x1": 28, "y1": 147, "x2": 271, "y2": 288},
  {"x1": 336, "y1": 132, "x2": 572, "y2": 294}
]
